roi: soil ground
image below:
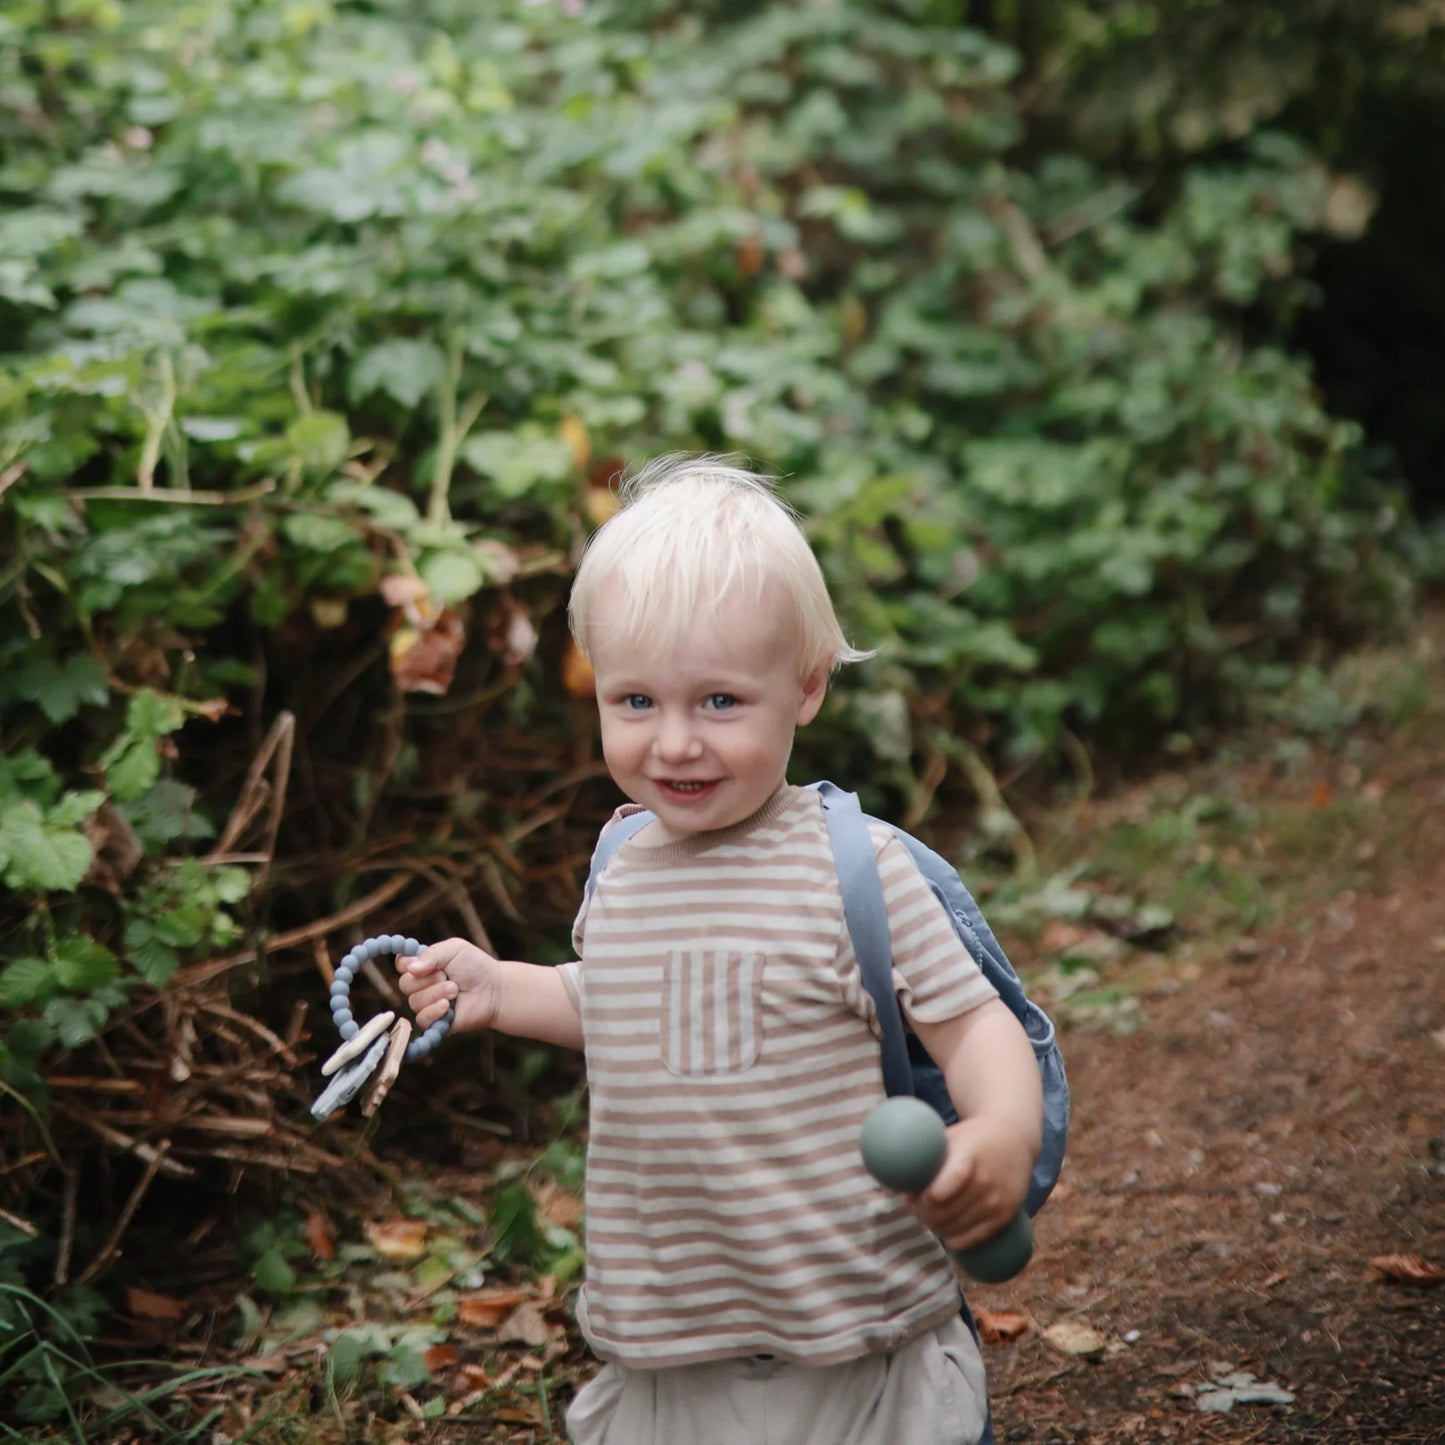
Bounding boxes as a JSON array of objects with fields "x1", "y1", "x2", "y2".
[{"x1": 977, "y1": 631, "x2": 1445, "y2": 1442}]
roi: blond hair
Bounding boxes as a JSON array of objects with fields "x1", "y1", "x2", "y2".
[{"x1": 568, "y1": 454, "x2": 872, "y2": 680}]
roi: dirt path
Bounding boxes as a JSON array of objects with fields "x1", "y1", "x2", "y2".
[{"x1": 978, "y1": 679, "x2": 1445, "y2": 1441}]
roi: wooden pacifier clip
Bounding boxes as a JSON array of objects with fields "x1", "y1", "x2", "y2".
[{"x1": 310, "y1": 935, "x2": 454, "y2": 1121}]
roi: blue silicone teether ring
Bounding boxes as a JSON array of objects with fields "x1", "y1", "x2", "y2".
[{"x1": 330, "y1": 935, "x2": 453, "y2": 1060}]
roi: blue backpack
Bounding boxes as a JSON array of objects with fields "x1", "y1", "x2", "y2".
[{"x1": 585, "y1": 780, "x2": 1069, "y2": 1217}]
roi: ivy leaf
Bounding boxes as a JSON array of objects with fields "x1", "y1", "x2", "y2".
[
  {"x1": 155, "y1": 902, "x2": 210, "y2": 949},
  {"x1": 0, "y1": 1019, "x2": 55, "y2": 1089},
  {"x1": 0, "y1": 750, "x2": 60, "y2": 808},
  {"x1": 102, "y1": 735, "x2": 162, "y2": 803},
  {"x1": 43, "y1": 995, "x2": 110, "y2": 1050},
  {"x1": 54, "y1": 937, "x2": 119, "y2": 992},
  {"x1": 212, "y1": 866, "x2": 253, "y2": 905},
  {"x1": 350, "y1": 338, "x2": 447, "y2": 409},
  {"x1": 419, "y1": 548, "x2": 486, "y2": 606},
  {"x1": 12, "y1": 656, "x2": 109, "y2": 724},
  {"x1": 252, "y1": 1246, "x2": 298, "y2": 1297},
  {"x1": 286, "y1": 411, "x2": 351, "y2": 473},
  {"x1": 330, "y1": 1331, "x2": 367, "y2": 1382},
  {"x1": 0, "y1": 958, "x2": 57, "y2": 1007},
  {"x1": 48, "y1": 790, "x2": 106, "y2": 830},
  {"x1": 460, "y1": 431, "x2": 574, "y2": 500},
  {"x1": 123, "y1": 779, "x2": 215, "y2": 849},
  {"x1": 125, "y1": 689, "x2": 186, "y2": 739},
  {"x1": 124, "y1": 918, "x2": 179, "y2": 987},
  {"x1": 281, "y1": 513, "x2": 362, "y2": 553},
  {"x1": 0, "y1": 801, "x2": 94, "y2": 892}
]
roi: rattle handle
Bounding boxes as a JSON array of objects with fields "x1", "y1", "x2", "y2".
[{"x1": 859, "y1": 1097, "x2": 1035, "y2": 1284}]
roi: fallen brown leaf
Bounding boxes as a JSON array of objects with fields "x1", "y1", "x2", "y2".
[
  {"x1": 583, "y1": 482, "x2": 620, "y2": 527},
  {"x1": 125, "y1": 1287, "x2": 184, "y2": 1320},
  {"x1": 388, "y1": 609, "x2": 466, "y2": 696},
  {"x1": 974, "y1": 1305, "x2": 1030, "y2": 1345},
  {"x1": 424, "y1": 1344, "x2": 460, "y2": 1371},
  {"x1": 1369, "y1": 1253, "x2": 1445, "y2": 1287},
  {"x1": 498, "y1": 1300, "x2": 556, "y2": 1349},
  {"x1": 304, "y1": 1208, "x2": 336, "y2": 1262},
  {"x1": 562, "y1": 638, "x2": 596, "y2": 699},
  {"x1": 534, "y1": 1180, "x2": 584, "y2": 1232},
  {"x1": 457, "y1": 1287, "x2": 532, "y2": 1329},
  {"x1": 365, "y1": 1217, "x2": 428, "y2": 1261}
]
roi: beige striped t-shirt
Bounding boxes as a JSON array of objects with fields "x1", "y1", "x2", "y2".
[{"x1": 557, "y1": 784, "x2": 998, "y2": 1369}]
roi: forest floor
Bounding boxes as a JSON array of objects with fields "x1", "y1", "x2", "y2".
[
  {"x1": 974, "y1": 622, "x2": 1445, "y2": 1444},
  {"x1": 114, "y1": 613, "x2": 1444, "y2": 1445}
]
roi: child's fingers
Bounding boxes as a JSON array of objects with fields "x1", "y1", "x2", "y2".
[
  {"x1": 412, "y1": 988, "x2": 457, "y2": 1029},
  {"x1": 412, "y1": 938, "x2": 470, "y2": 976},
  {"x1": 406, "y1": 948, "x2": 444, "y2": 976}
]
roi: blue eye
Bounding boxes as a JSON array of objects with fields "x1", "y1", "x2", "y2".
[
  {"x1": 621, "y1": 694, "x2": 653, "y2": 711},
  {"x1": 706, "y1": 694, "x2": 738, "y2": 711}
]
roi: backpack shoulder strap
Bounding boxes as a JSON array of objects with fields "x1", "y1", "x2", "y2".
[
  {"x1": 815, "y1": 781, "x2": 914, "y2": 1100},
  {"x1": 585, "y1": 810, "x2": 655, "y2": 897}
]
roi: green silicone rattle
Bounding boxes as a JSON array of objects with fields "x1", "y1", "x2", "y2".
[{"x1": 859, "y1": 1096, "x2": 1034, "y2": 1284}]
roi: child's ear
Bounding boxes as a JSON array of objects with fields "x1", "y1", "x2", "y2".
[{"x1": 796, "y1": 664, "x2": 829, "y2": 726}]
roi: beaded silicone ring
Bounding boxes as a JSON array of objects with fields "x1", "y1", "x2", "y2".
[{"x1": 328, "y1": 934, "x2": 454, "y2": 1060}]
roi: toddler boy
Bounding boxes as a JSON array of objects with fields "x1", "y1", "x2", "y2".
[{"x1": 398, "y1": 455, "x2": 1044, "y2": 1444}]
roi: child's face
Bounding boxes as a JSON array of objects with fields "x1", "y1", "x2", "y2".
[{"x1": 588, "y1": 582, "x2": 827, "y2": 843}]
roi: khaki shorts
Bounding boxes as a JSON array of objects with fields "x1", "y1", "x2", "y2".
[{"x1": 565, "y1": 1314, "x2": 988, "y2": 1445}]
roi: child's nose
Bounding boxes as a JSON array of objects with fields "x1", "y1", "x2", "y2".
[{"x1": 653, "y1": 713, "x2": 702, "y2": 761}]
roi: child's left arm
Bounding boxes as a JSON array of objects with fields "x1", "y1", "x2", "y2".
[{"x1": 905, "y1": 999, "x2": 1044, "y2": 1253}]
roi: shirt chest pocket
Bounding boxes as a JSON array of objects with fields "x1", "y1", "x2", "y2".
[{"x1": 660, "y1": 949, "x2": 766, "y2": 1075}]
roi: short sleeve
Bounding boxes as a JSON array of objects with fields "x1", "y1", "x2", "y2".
[
  {"x1": 556, "y1": 959, "x2": 583, "y2": 1013},
  {"x1": 872, "y1": 830, "x2": 998, "y2": 1025},
  {"x1": 564, "y1": 804, "x2": 649, "y2": 1015}
]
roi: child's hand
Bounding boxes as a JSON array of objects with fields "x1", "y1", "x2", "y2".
[
  {"x1": 395, "y1": 938, "x2": 501, "y2": 1033},
  {"x1": 906, "y1": 1115, "x2": 1032, "y2": 1254}
]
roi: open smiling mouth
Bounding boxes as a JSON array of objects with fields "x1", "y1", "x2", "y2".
[{"x1": 657, "y1": 780, "x2": 719, "y2": 797}]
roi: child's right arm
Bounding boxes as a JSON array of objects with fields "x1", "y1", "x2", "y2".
[{"x1": 395, "y1": 938, "x2": 584, "y2": 1050}]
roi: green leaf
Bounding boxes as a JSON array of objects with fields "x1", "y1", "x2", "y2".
[
  {"x1": 12, "y1": 656, "x2": 109, "y2": 724},
  {"x1": 0, "y1": 1018, "x2": 55, "y2": 1090},
  {"x1": 212, "y1": 866, "x2": 253, "y2": 905},
  {"x1": 330, "y1": 1331, "x2": 367, "y2": 1382},
  {"x1": 123, "y1": 779, "x2": 215, "y2": 850},
  {"x1": 351, "y1": 338, "x2": 447, "y2": 409},
  {"x1": 460, "y1": 431, "x2": 574, "y2": 500},
  {"x1": 380, "y1": 1344, "x2": 432, "y2": 1391},
  {"x1": 155, "y1": 902, "x2": 210, "y2": 948},
  {"x1": 252, "y1": 1246, "x2": 298, "y2": 1297},
  {"x1": 327, "y1": 480, "x2": 420, "y2": 529},
  {"x1": 48, "y1": 790, "x2": 106, "y2": 829},
  {"x1": 54, "y1": 936, "x2": 119, "y2": 992},
  {"x1": 103, "y1": 735, "x2": 162, "y2": 803},
  {"x1": 0, "y1": 750, "x2": 60, "y2": 808},
  {"x1": 0, "y1": 800, "x2": 94, "y2": 892},
  {"x1": 281, "y1": 513, "x2": 363, "y2": 553},
  {"x1": 124, "y1": 918, "x2": 180, "y2": 987},
  {"x1": 43, "y1": 995, "x2": 110, "y2": 1049},
  {"x1": 419, "y1": 547, "x2": 486, "y2": 605},
  {"x1": 0, "y1": 958, "x2": 57, "y2": 1007},
  {"x1": 125, "y1": 689, "x2": 186, "y2": 738},
  {"x1": 286, "y1": 410, "x2": 351, "y2": 472}
]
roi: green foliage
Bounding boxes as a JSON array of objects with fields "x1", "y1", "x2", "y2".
[
  {"x1": 0, "y1": 0, "x2": 1425, "y2": 1413},
  {"x1": 0, "y1": 1282, "x2": 245, "y2": 1441}
]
